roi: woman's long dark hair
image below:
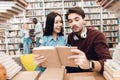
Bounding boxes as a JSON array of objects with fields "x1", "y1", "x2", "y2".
[{"x1": 43, "y1": 12, "x2": 64, "y2": 36}]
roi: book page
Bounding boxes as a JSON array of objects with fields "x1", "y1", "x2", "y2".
[
  {"x1": 56, "y1": 46, "x2": 78, "y2": 67},
  {"x1": 33, "y1": 46, "x2": 61, "y2": 68}
]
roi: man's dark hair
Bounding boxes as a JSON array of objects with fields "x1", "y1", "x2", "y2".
[
  {"x1": 44, "y1": 12, "x2": 64, "y2": 36},
  {"x1": 33, "y1": 18, "x2": 38, "y2": 24},
  {"x1": 65, "y1": 7, "x2": 85, "y2": 20}
]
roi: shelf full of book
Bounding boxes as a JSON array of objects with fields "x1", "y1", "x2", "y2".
[
  {"x1": 8, "y1": 14, "x2": 36, "y2": 55},
  {"x1": 83, "y1": 0, "x2": 119, "y2": 48},
  {"x1": 0, "y1": 0, "x2": 28, "y2": 56},
  {"x1": 0, "y1": 29, "x2": 6, "y2": 53},
  {"x1": 6, "y1": 28, "x2": 21, "y2": 56},
  {"x1": 102, "y1": 11, "x2": 119, "y2": 48}
]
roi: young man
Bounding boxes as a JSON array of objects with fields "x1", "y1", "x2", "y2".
[
  {"x1": 33, "y1": 18, "x2": 43, "y2": 47},
  {"x1": 65, "y1": 7, "x2": 111, "y2": 73}
]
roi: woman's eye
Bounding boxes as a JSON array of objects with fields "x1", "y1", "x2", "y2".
[{"x1": 61, "y1": 20, "x2": 63, "y2": 23}]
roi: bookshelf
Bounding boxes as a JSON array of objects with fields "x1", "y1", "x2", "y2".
[
  {"x1": 0, "y1": 23, "x2": 22, "y2": 56},
  {"x1": 8, "y1": 11, "x2": 37, "y2": 55},
  {"x1": 0, "y1": 0, "x2": 28, "y2": 56},
  {"x1": 24, "y1": 0, "x2": 119, "y2": 48},
  {"x1": 83, "y1": 0, "x2": 101, "y2": 31},
  {"x1": 0, "y1": 30, "x2": 6, "y2": 54},
  {"x1": 1, "y1": 0, "x2": 119, "y2": 56},
  {"x1": 83, "y1": 0, "x2": 119, "y2": 48},
  {"x1": 6, "y1": 24, "x2": 21, "y2": 56},
  {"x1": 0, "y1": 23, "x2": 9, "y2": 54},
  {"x1": 96, "y1": 0, "x2": 120, "y2": 48},
  {"x1": 102, "y1": 11, "x2": 119, "y2": 48}
]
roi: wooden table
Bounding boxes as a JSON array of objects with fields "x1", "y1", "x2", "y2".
[
  {"x1": 11, "y1": 71, "x2": 40, "y2": 80},
  {"x1": 11, "y1": 71, "x2": 105, "y2": 80},
  {"x1": 66, "y1": 72, "x2": 106, "y2": 80}
]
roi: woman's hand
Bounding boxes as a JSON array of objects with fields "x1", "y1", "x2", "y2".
[
  {"x1": 68, "y1": 49, "x2": 90, "y2": 70},
  {"x1": 33, "y1": 54, "x2": 47, "y2": 67}
]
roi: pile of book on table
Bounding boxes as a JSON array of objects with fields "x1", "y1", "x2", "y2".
[
  {"x1": 0, "y1": 53, "x2": 22, "y2": 79},
  {"x1": 103, "y1": 43, "x2": 120, "y2": 80},
  {"x1": 0, "y1": 52, "x2": 40, "y2": 80}
]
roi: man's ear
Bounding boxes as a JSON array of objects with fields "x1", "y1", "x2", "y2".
[{"x1": 83, "y1": 18, "x2": 86, "y2": 25}]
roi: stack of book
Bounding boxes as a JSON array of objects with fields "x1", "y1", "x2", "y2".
[
  {"x1": 103, "y1": 43, "x2": 120, "y2": 80},
  {"x1": 0, "y1": 53, "x2": 22, "y2": 79}
]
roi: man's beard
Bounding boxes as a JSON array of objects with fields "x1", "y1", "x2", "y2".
[{"x1": 72, "y1": 25, "x2": 83, "y2": 36}]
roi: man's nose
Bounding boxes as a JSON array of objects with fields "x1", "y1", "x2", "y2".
[{"x1": 72, "y1": 20, "x2": 77, "y2": 26}]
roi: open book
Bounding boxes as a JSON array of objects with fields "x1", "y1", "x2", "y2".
[{"x1": 32, "y1": 46, "x2": 78, "y2": 68}]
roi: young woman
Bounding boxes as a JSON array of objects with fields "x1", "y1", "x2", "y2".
[{"x1": 34, "y1": 12, "x2": 67, "y2": 72}]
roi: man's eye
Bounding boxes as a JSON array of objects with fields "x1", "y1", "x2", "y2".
[
  {"x1": 68, "y1": 20, "x2": 72, "y2": 23},
  {"x1": 75, "y1": 18, "x2": 79, "y2": 21}
]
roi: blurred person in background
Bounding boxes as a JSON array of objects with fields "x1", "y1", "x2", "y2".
[
  {"x1": 33, "y1": 18, "x2": 43, "y2": 47},
  {"x1": 20, "y1": 24, "x2": 32, "y2": 54}
]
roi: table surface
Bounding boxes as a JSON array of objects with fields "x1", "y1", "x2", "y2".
[
  {"x1": 11, "y1": 71, "x2": 106, "y2": 80},
  {"x1": 67, "y1": 72, "x2": 106, "y2": 80}
]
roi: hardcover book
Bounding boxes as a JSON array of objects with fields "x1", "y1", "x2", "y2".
[
  {"x1": 56, "y1": 46, "x2": 77, "y2": 67},
  {"x1": 33, "y1": 46, "x2": 61, "y2": 68},
  {"x1": 33, "y1": 46, "x2": 78, "y2": 68}
]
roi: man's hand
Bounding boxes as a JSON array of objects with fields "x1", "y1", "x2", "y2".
[{"x1": 68, "y1": 49, "x2": 90, "y2": 70}]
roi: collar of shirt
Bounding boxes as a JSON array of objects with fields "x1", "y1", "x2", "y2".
[{"x1": 47, "y1": 35, "x2": 60, "y2": 42}]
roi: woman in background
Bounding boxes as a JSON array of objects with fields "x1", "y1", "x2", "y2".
[
  {"x1": 20, "y1": 24, "x2": 32, "y2": 54},
  {"x1": 34, "y1": 12, "x2": 67, "y2": 72}
]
